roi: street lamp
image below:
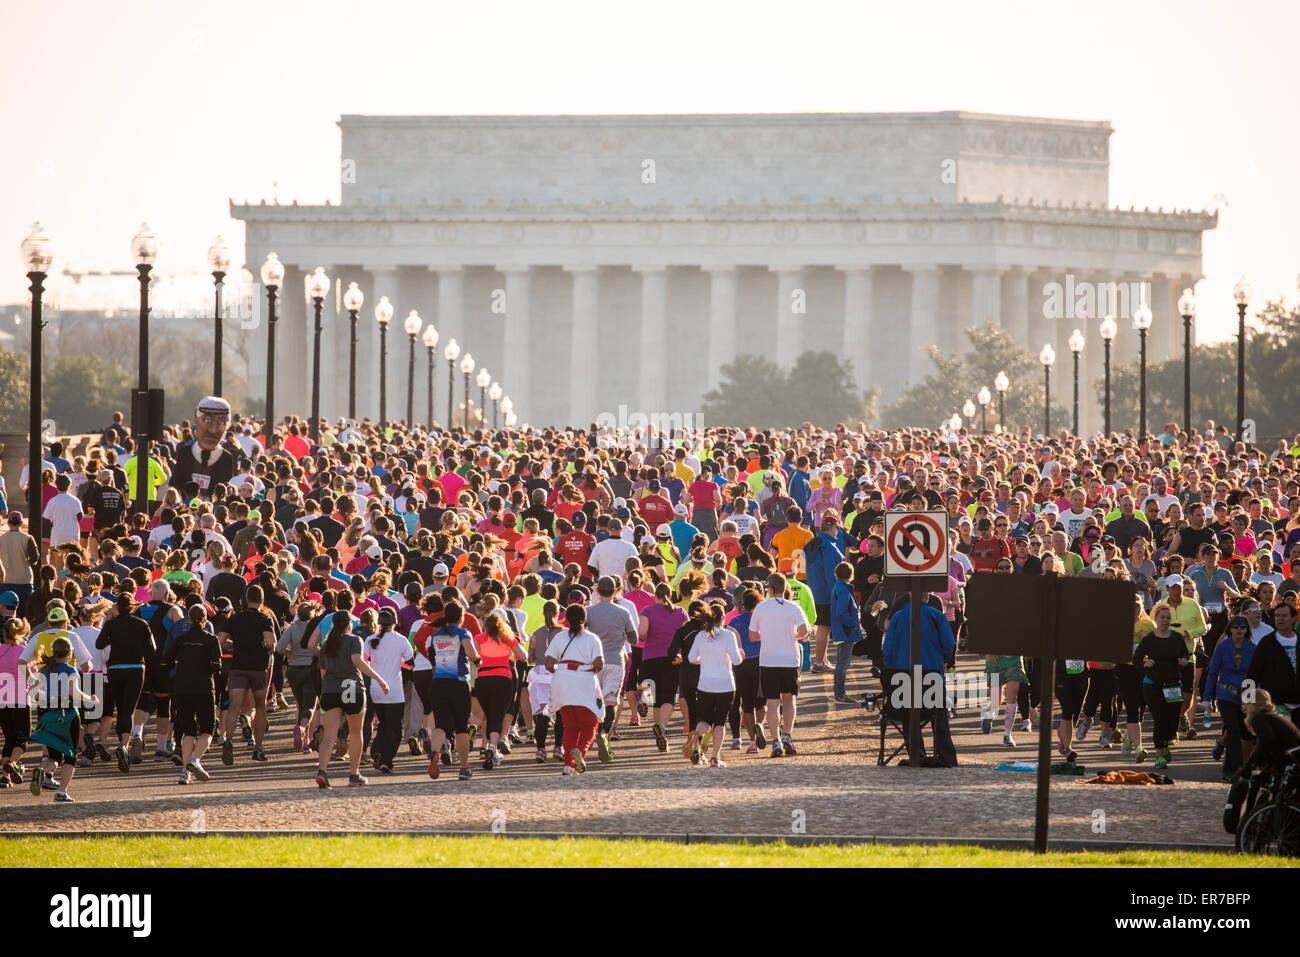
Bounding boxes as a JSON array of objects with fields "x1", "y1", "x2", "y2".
[
  {"x1": 260, "y1": 252, "x2": 284, "y2": 446},
  {"x1": 403, "y1": 310, "x2": 422, "y2": 427},
  {"x1": 977, "y1": 385, "x2": 991, "y2": 433},
  {"x1": 1233, "y1": 275, "x2": 1252, "y2": 440},
  {"x1": 421, "y1": 323, "x2": 439, "y2": 429},
  {"x1": 476, "y1": 368, "x2": 491, "y2": 430},
  {"x1": 1177, "y1": 287, "x2": 1197, "y2": 438},
  {"x1": 1039, "y1": 344, "x2": 1055, "y2": 436},
  {"x1": 130, "y1": 222, "x2": 158, "y2": 514},
  {"x1": 207, "y1": 236, "x2": 231, "y2": 395},
  {"x1": 460, "y1": 352, "x2": 476, "y2": 431},
  {"x1": 962, "y1": 399, "x2": 976, "y2": 425},
  {"x1": 488, "y1": 381, "x2": 503, "y2": 429},
  {"x1": 501, "y1": 396, "x2": 515, "y2": 431},
  {"x1": 342, "y1": 281, "x2": 364, "y2": 419},
  {"x1": 374, "y1": 296, "x2": 393, "y2": 433},
  {"x1": 20, "y1": 222, "x2": 52, "y2": 528},
  {"x1": 1133, "y1": 302, "x2": 1153, "y2": 438},
  {"x1": 1068, "y1": 328, "x2": 1085, "y2": 437},
  {"x1": 993, "y1": 371, "x2": 1009, "y2": 432},
  {"x1": 1099, "y1": 314, "x2": 1117, "y2": 435},
  {"x1": 443, "y1": 338, "x2": 460, "y2": 427},
  {"x1": 307, "y1": 267, "x2": 330, "y2": 445}
]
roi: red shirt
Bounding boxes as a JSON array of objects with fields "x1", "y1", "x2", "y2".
[
  {"x1": 554, "y1": 530, "x2": 595, "y2": 568},
  {"x1": 638, "y1": 493, "x2": 674, "y2": 527},
  {"x1": 283, "y1": 434, "x2": 310, "y2": 459},
  {"x1": 969, "y1": 537, "x2": 1011, "y2": 572}
]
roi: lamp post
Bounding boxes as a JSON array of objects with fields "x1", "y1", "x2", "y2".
[
  {"x1": 130, "y1": 223, "x2": 158, "y2": 515},
  {"x1": 501, "y1": 396, "x2": 514, "y2": 432},
  {"x1": 1099, "y1": 315, "x2": 1117, "y2": 435},
  {"x1": 1133, "y1": 302, "x2": 1152, "y2": 438},
  {"x1": 260, "y1": 252, "x2": 284, "y2": 447},
  {"x1": 403, "y1": 310, "x2": 422, "y2": 427},
  {"x1": 1233, "y1": 276, "x2": 1252, "y2": 439},
  {"x1": 476, "y1": 367, "x2": 491, "y2": 430},
  {"x1": 962, "y1": 399, "x2": 975, "y2": 433},
  {"x1": 422, "y1": 324, "x2": 439, "y2": 429},
  {"x1": 977, "y1": 385, "x2": 991, "y2": 433},
  {"x1": 993, "y1": 371, "x2": 1008, "y2": 432},
  {"x1": 374, "y1": 296, "x2": 393, "y2": 434},
  {"x1": 342, "y1": 281, "x2": 364, "y2": 420},
  {"x1": 488, "y1": 381, "x2": 502, "y2": 429},
  {"x1": 207, "y1": 236, "x2": 230, "y2": 395},
  {"x1": 1068, "y1": 328, "x2": 1085, "y2": 437},
  {"x1": 1039, "y1": 344, "x2": 1055, "y2": 436},
  {"x1": 307, "y1": 267, "x2": 330, "y2": 446},
  {"x1": 443, "y1": 338, "x2": 460, "y2": 428},
  {"x1": 20, "y1": 223, "x2": 52, "y2": 528},
  {"x1": 1177, "y1": 288, "x2": 1197, "y2": 438},
  {"x1": 460, "y1": 352, "x2": 476, "y2": 431}
]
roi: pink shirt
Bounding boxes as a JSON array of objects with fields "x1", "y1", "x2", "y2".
[{"x1": 0, "y1": 644, "x2": 28, "y2": 707}]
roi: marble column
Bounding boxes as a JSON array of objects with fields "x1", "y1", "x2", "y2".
[
  {"x1": 704, "y1": 266, "x2": 737, "y2": 391},
  {"x1": 971, "y1": 267, "x2": 1003, "y2": 332},
  {"x1": 1002, "y1": 268, "x2": 1031, "y2": 347},
  {"x1": 903, "y1": 265, "x2": 941, "y2": 384},
  {"x1": 434, "y1": 266, "x2": 465, "y2": 356},
  {"x1": 277, "y1": 264, "x2": 307, "y2": 427},
  {"x1": 838, "y1": 266, "x2": 873, "y2": 389},
  {"x1": 566, "y1": 266, "x2": 600, "y2": 426},
  {"x1": 500, "y1": 266, "x2": 532, "y2": 424},
  {"x1": 771, "y1": 266, "x2": 805, "y2": 368},
  {"x1": 635, "y1": 266, "x2": 668, "y2": 412}
]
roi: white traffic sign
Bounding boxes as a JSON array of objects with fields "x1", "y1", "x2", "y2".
[{"x1": 884, "y1": 510, "x2": 950, "y2": 577}]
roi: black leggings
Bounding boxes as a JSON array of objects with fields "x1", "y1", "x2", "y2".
[
  {"x1": 1017, "y1": 657, "x2": 1041, "y2": 720},
  {"x1": 286, "y1": 664, "x2": 320, "y2": 724},
  {"x1": 1055, "y1": 672, "x2": 1088, "y2": 726},
  {"x1": 1115, "y1": 664, "x2": 1144, "y2": 725},
  {"x1": 1082, "y1": 668, "x2": 1117, "y2": 725},
  {"x1": 638, "y1": 657, "x2": 679, "y2": 709},
  {"x1": 371, "y1": 701, "x2": 404, "y2": 767},
  {"x1": 473, "y1": 675, "x2": 514, "y2": 740},
  {"x1": 1218, "y1": 700, "x2": 1253, "y2": 775},
  {"x1": 0, "y1": 706, "x2": 30, "y2": 755},
  {"x1": 109, "y1": 668, "x2": 145, "y2": 736},
  {"x1": 1142, "y1": 683, "x2": 1181, "y2": 750}
]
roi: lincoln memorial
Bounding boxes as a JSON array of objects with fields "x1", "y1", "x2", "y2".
[{"x1": 232, "y1": 111, "x2": 1215, "y2": 432}]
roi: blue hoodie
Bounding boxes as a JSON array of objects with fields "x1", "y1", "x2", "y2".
[
  {"x1": 803, "y1": 530, "x2": 847, "y2": 606},
  {"x1": 830, "y1": 579, "x2": 863, "y2": 645},
  {"x1": 1204, "y1": 635, "x2": 1256, "y2": 705},
  {"x1": 789, "y1": 469, "x2": 811, "y2": 511}
]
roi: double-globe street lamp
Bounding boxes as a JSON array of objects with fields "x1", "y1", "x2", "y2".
[
  {"x1": 993, "y1": 371, "x2": 1009, "y2": 432},
  {"x1": 342, "y1": 282, "x2": 364, "y2": 420},
  {"x1": 1133, "y1": 302, "x2": 1153, "y2": 439},
  {"x1": 460, "y1": 353, "x2": 476, "y2": 431},
  {"x1": 1039, "y1": 344, "x2": 1055, "y2": 436},
  {"x1": 207, "y1": 236, "x2": 231, "y2": 396},
  {"x1": 403, "y1": 310, "x2": 423, "y2": 427},
  {"x1": 130, "y1": 223, "x2": 158, "y2": 514},
  {"x1": 374, "y1": 296, "x2": 394, "y2": 433},
  {"x1": 1068, "y1": 328, "x2": 1085, "y2": 437},
  {"x1": 20, "y1": 223, "x2": 53, "y2": 527},
  {"x1": 977, "y1": 385, "x2": 991, "y2": 433},
  {"x1": 476, "y1": 368, "x2": 491, "y2": 430},
  {"x1": 501, "y1": 396, "x2": 515, "y2": 430},
  {"x1": 962, "y1": 399, "x2": 976, "y2": 432},
  {"x1": 488, "y1": 381, "x2": 503, "y2": 429},
  {"x1": 307, "y1": 267, "x2": 331, "y2": 446},
  {"x1": 260, "y1": 252, "x2": 285, "y2": 445},
  {"x1": 443, "y1": 338, "x2": 460, "y2": 427},
  {"x1": 1233, "y1": 276, "x2": 1252, "y2": 439},
  {"x1": 1099, "y1": 314, "x2": 1117, "y2": 435},
  {"x1": 422, "y1": 324, "x2": 439, "y2": 429},
  {"x1": 1177, "y1": 288, "x2": 1197, "y2": 438}
]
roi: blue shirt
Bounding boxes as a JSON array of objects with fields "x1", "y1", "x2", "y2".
[
  {"x1": 882, "y1": 602, "x2": 955, "y2": 672},
  {"x1": 731, "y1": 610, "x2": 758, "y2": 659},
  {"x1": 430, "y1": 626, "x2": 472, "y2": 681},
  {"x1": 668, "y1": 518, "x2": 698, "y2": 560}
]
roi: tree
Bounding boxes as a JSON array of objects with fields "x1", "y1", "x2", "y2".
[
  {"x1": 0, "y1": 350, "x2": 29, "y2": 432},
  {"x1": 701, "y1": 351, "x2": 876, "y2": 428},
  {"x1": 881, "y1": 322, "x2": 1068, "y2": 432},
  {"x1": 43, "y1": 354, "x2": 134, "y2": 434}
]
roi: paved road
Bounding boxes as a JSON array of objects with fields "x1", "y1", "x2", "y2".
[{"x1": 0, "y1": 657, "x2": 1235, "y2": 846}]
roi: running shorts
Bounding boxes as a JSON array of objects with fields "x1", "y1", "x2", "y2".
[{"x1": 760, "y1": 665, "x2": 800, "y2": 699}]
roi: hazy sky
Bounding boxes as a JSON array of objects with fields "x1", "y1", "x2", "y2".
[{"x1": 3, "y1": 0, "x2": 1296, "y2": 343}]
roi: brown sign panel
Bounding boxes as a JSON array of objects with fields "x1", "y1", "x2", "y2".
[{"x1": 965, "y1": 574, "x2": 1135, "y2": 664}]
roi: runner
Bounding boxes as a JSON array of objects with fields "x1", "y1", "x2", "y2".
[
  {"x1": 545, "y1": 604, "x2": 604, "y2": 774},
  {"x1": 160, "y1": 604, "x2": 221, "y2": 784},
  {"x1": 310, "y1": 610, "x2": 390, "y2": 788},
  {"x1": 1133, "y1": 605, "x2": 1190, "y2": 769},
  {"x1": 749, "y1": 572, "x2": 810, "y2": 758},
  {"x1": 687, "y1": 601, "x2": 743, "y2": 767}
]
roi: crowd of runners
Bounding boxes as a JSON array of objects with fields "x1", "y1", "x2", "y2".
[{"x1": 0, "y1": 402, "x2": 1298, "y2": 804}]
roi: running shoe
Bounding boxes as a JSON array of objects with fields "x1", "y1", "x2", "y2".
[
  {"x1": 652, "y1": 723, "x2": 668, "y2": 752},
  {"x1": 1003, "y1": 735, "x2": 1016, "y2": 747},
  {"x1": 491, "y1": 749, "x2": 503, "y2": 769},
  {"x1": 379, "y1": 764, "x2": 393, "y2": 775},
  {"x1": 1111, "y1": 728, "x2": 1122, "y2": 744},
  {"x1": 1212, "y1": 740, "x2": 1225, "y2": 762},
  {"x1": 441, "y1": 742, "x2": 453, "y2": 766},
  {"x1": 312, "y1": 726, "x2": 324, "y2": 752},
  {"x1": 561, "y1": 765, "x2": 575, "y2": 775},
  {"x1": 754, "y1": 725, "x2": 767, "y2": 750},
  {"x1": 315, "y1": 769, "x2": 331, "y2": 789},
  {"x1": 481, "y1": 748, "x2": 494, "y2": 771},
  {"x1": 293, "y1": 726, "x2": 304, "y2": 753},
  {"x1": 128, "y1": 735, "x2": 144, "y2": 764},
  {"x1": 783, "y1": 735, "x2": 797, "y2": 756},
  {"x1": 53, "y1": 792, "x2": 74, "y2": 803},
  {"x1": 570, "y1": 748, "x2": 587, "y2": 773},
  {"x1": 524, "y1": 729, "x2": 535, "y2": 744},
  {"x1": 177, "y1": 770, "x2": 191, "y2": 785},
  {"x1": 251, "y1": 748, "x2": 268, "y2": 762},
  {"x1": 3, "y1": 762, "x2": 21, "y2": 784},
  {"x1": 428, "y1": 760, "x2": 440, "y2": 779},
  {"x1": 536, "y1": 748, "x2": 546, "y2": 763},
  {"x1": 1123, "y1": 734, "x2": 1134, "y2": 754},
  {"x1": 1021, "y1": 718, "x2": 1032, "y2": 733},
  {"x1": 637, "y1": 701, "x2": 648, "y2": 718},
  {"x1": 628, "y1": 715, "x2": 640, "y2": 727},
  {"x1": 239, "y1": 713, "x2": 253, "y2": 743},
  {"x1": 498, "y1": 738, "x2": 512, "y2": 756},
  {"x1": 810, "y1": 661, "x2": 834, "y2": 674},
  {"x1": 731, "y1": 737, "x2": 742, "y2": 751},
  {"x1": 553, "y1": 745, "x2": 565, "y2": 760},
  {"x1": 221, "y1": 739, "x2": 234, "y2": 766},
  {"x1": 116, "y1": 745, "x2": 131, "y2": 773},
  {"x1": 1182, "y1": 726, "x2": 1198, "y2": 740},
  {"x1": 701, "y1": 731, "x2": 713, "y2": 753},
  {"x1": 771, "y1": 742, "x2": 785, "y2": 758},
  {"x1": 171, "y1": 749, "x2": 184, "y2": 767},
  {"x1": 710, "y1": 756, "x2": 726, "y2": 768},
  {"x1": 980, "y1": 719, "x2": 991, "y2": 735},
  {"x1": 1178, "y1": 714, "x2": 1190, "y2": 735},
  {"x1": 407, "y1": 735, "x2": 421, "y2": 757},
  {"x1": 609, "y1": 729, "x2": 623, "y2": 742},
  {"x1": 458, "y1": 766, "x2": 472, "y2": 781},
  {"x1": 681, "y1": 731, "x2": 698, "y2": 760},
  {"x1": 77, "y1": 754, "x2": 94, "y2": 768},
  {"x1": 1154, "y1": 754, "x2": 1168, "y2": 769},
  {"x1": 186, "y1": 760, "x2": 209, "y2": 782},
  {"x1": 348, "y1": 773, "x2": 368, "y2": 787},
  {"x1": 1074, "y1": 718, "x2": 1090, "y2": 741},
  {"x1": 94, "y1": 740, "x2": 111, "y2": 762},
  {"x1": 509, "y1": 727, "x2": 524, "y2": 745},
  {"x1": 29, "y1": 770, "x2": 42, "y2": 795},
  {"x1": 746, "y1": 741, "x2": 760, "y2": 754},
  {"x1": 1134, "y1": 747, "x2": 1148, "y2": 763},
  {"x1": 276, "y1": 693, "x2": 288, "y2": 710},
  {"x1": 1063, "y1": 748, "x2": 1077, "y2": 763},
  {"x1": 1098, "y1": 736, "x2": 1113, "y2": 750},
  {"x1": 596, "y1": 733, "x2": 612, "y2": 764},
  {"x1": 155, "y1": 741, "x2": 175, "y2": 758},
  {"x1": 1160, "y1": 746, "x2": 1172, "y2": 765},
  {"x1": 466, "y1": 724, "x2": 478, "y2": 751}
]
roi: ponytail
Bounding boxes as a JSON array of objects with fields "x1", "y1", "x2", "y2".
[
  {"x1": 564, "y1": 603, "x2": 586, "y2": 637},
  {"x1": 654, "y1": 583, "x2": 672, "y2": 609},
  {"x1": 542, "y1": 599, "x2": 560, "y2": 630},
  {"x1": 702, "y1": 601, "x2": 725, "y2": 632},
  {"x1": 323, "y1": 611, "x2": 349, "y2": 658}
]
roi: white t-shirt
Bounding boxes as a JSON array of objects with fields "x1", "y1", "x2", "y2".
[
  {"x1": 548, "y1": 628, "x2": 603, "y2": 717},
  {"x1": 74, "y1": 625, "x2": 105, "y2": 672},
  {"x1": 588, "y1": 536, "x2": 638, "y2": 578},
  {"x1": 730, "y1": 512, "x2": 759, "y2": 539},
  {"x1": 42, "y1": 493, "x2": 84, "y2": 546},
  {"x1": 364, "y1": 630, "x2": 413, "y2": 703},
  {"x1": 750, "y1": 596, "x2": 809, "y2": 668},
  {"x1": 1059, "y1": 508, "x2": 1090, "y2": 540},
  {"x1": 1143, "y1": 493, "x2": 1179, "y2": 516},
  {"x1": 689, "y1": 626, "x2": 743, "y2": 692}
]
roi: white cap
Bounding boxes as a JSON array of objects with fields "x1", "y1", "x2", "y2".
[
  {"x1": 365, "y1": 545, "x2": 382, "y2": 560},
  {"x1": 613, "y1": 497, "x2": 626, "y2": 508},
  {"x1": 1165, "y1": 574, "x2": 1184, "y2": 588},
  {"x1": 432, "y1": 563, "x2": 449, "y2": 578},
  {"x1": 641, "y1": 535, "x2": 656, "y2": 546},
  {"x1": 673, "y1": 503, "x2": 688, "y2": 516},
  {"x1": 656, "y1": 524, "x2": 672, "y2": 537}
]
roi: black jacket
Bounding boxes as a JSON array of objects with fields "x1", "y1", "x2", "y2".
[{"x1": 1246, "y1": 633, "x2": 1300, "y2": 708}]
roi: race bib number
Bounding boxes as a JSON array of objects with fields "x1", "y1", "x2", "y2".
[
  {"x1": 1065, "y1": 659, "x2": 1085, "y2": 675},
  {"x1": 1162, "y1": 685, "x2": 1183, "y2": 703},
  {"x1": 193, "y1": 473, "x2": 211, "y2": 490}
]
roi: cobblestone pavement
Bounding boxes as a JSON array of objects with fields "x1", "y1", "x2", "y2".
[{"x1": 0, "y1": 658, "x2": 1234, "y2": 847}]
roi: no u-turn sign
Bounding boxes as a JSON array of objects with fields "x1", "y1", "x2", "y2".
[{"x1": 884, "y1": 510, "x2": 950, "y2": 577}]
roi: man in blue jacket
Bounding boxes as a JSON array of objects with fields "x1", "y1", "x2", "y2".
[
  {"x1": 830, "y1": 562, "x2": 864, "y2": 703},
  {"x1": 788, "y1": 456, "x2": 811, "y2": 513},
  {"x1": 882, "y1": 591, "x2": 957, "y2": 766},
  {"x1": 803, "y1": 511, "x2": 858, "y2": 673}
]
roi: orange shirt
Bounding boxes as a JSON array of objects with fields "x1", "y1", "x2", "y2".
[{"x1": 772, "y1": 525, "x2": 813, "y2": 577}]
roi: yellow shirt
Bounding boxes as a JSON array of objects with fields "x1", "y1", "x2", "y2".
[
  {"x1": 1152, "y1": 597, "x2": 1208, "y2": 651},
  {"x1": 674, "y1": 462, "x2": 697, "y2": 483},
  {"x1": 122, "y1": 456, "x2": 166, "y2": 499}
]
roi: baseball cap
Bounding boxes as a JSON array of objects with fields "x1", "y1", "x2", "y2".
[
  {"x1": 432, "y1": 563, "x2": 449, "y2": 578},
  {"x1": 821, "y1": 511, "x2": 840, "y2": 525},
  {"x1": 47, "y1": 606, "x2": 68, "y2": 623},
  {"x1": 640, "y1": 535, "x2": 656, "y2": 546},
  {"x1": 571, "y1": 511, "x2": 586, "y2": 528},
  {"x1": 0, "y1": 591, "x2": 18, "y2": 609},
  {"x1": 853, "y1": 491, "x2": 867, "y2": 500},
  {"x1": 1042, "y1": 503, "x2": 1059, "y2": 515},
  {"x1": 656, "y1": 524, "x2": 672, "y2": 538},
  {"x1": 365, "y1": 545, "x2": 382, "y2": 560},
  {"x1": 673, "y1": 503, "x2": 688, "y2": 516},
  {"x1": 778, "y1": 558, "x2": 794, "y2": 574},
  {"x1": 1165, "y1": 574, "x2": 1184, "y2": 588}
]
